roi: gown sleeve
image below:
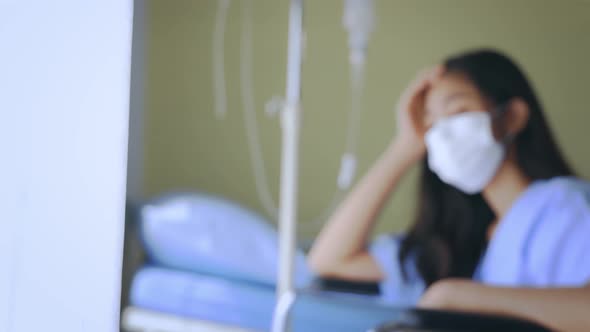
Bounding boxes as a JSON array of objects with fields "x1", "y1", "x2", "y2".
[{"x1": 368, "y1": 234, "x2": 425, "y2": 305}]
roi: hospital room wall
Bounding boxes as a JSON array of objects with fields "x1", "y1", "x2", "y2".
[{"x1": 143, "y1": 0, "x2": 590, "y2": 240}]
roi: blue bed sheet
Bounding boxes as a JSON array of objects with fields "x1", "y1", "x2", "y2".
[{"x1": 130, "y1": 266, "x2": 406, "y2": 332}]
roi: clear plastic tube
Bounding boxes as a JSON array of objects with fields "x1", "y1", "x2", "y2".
[
  {"x1": 239, "y1": 0, "x2": 279, "y2": 219},
  {"x1": 337, "y1": 0, "x2": 375, "y2": 191},
  {"x1": 338, "y1": 60, "x2": 365, "y2": 190},
  {"x1": 238, "y1": 0, "x2": 346, "y2": 229},
  {"x1": 213, "y1": 0, "x2": 374, "y2": 233}
]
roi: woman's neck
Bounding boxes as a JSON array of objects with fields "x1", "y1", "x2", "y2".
[{"x1": 483, "y1": 160, "x2": 531, "y2": 220}]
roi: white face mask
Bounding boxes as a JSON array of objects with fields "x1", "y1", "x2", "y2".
[{"x1": 425, "y1": 111, "x2": 505, "y2": 194}]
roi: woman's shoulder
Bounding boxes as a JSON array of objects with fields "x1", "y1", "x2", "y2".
[
  {"x1": 530, "y1": 176, "x2": 590, "y2": 208},
  {"x1": 525, "y1": 176, "x2": 590, "y2": 230},
  {"x1": 524, "y1": 176, "x2": 590, "y2": 285},
  {"x1": 535, "y1": 175, "x2": 590, "y2": 191}
]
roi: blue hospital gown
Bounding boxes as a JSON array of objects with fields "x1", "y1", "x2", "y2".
[{"x1": 369, "y1": 176, "x2": 590, "y2": 305}]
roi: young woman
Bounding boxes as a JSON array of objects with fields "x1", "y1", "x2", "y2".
[{"x1": 308, "y1": 49, "x2": 590, "y2": 331}]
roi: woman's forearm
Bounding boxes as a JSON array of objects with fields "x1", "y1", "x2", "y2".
[
  {"x1": 307, "y1": 140, "x2": 418, "y2": 278},
  {"x1": 474, "y1": 284, "x2": 590, "y2": 332},
  {"x1": 307, "y1": 68, "x2": 436, "y2": 279},
  {"x1": 420, "y1": 280, "x2": 590, "y2": 332}
]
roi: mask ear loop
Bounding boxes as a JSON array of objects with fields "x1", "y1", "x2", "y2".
[{"x1": 490, "y1": 100, "x2": 516, "y2": 146}]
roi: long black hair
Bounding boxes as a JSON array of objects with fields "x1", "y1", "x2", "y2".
[{"x1": 398, "y1": 49, "x2": 574, "y2": 286}]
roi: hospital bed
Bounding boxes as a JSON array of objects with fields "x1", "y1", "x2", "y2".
[
  {"x1": 123, "y1": 294, "x2": 551, "y2": 332},
  {"x1": 119, "y1": 195, "x2": 551, "y2": 332},
  {"x1": 121, "y1": 265, "x2": 390, "y2": 332}
]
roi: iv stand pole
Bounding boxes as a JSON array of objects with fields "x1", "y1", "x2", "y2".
[{"x1": 273, "y1": 0, "x2": 303, "y2": 331}]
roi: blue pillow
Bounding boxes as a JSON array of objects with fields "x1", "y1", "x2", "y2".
[{"x1": 139, "y1": 192, "x2": 312, "y2": 287}]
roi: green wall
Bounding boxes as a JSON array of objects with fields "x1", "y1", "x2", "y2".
[{"x1": 144, "y1": 0, "x2": 590, "y2": 240}]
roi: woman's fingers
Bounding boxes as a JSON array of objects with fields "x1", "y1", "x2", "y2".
[
  {"x1": 403, "y1": 66, "x2": 443, "y2": 108},
  {"x1": 405, "y1": 68, "x2": 436, "y2": 99},
  {"x1": 395, "y1": 65, "x2": 445, "y2": 143},
  {"x1": 405, "y1": 66, "x2": 443, "y2": 132},
  {"x1": 429, "y1": 65, "x2": 445, "y2": 83}
]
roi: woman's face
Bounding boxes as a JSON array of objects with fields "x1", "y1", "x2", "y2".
[
  {"x1": 422, "y1": 73, "x2": 510, "y2": 195},
  {"x1": 424, "y1": 73, "x2": 490, "y2": 130}
]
